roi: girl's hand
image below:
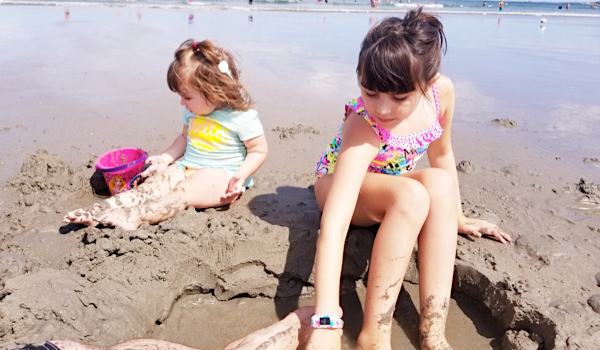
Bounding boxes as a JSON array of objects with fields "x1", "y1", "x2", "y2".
[
  {"x1": 458, "y1": 215, "x2": 511, "y2": 244},
  {"x1": 142, "y1": 155, "x2": 170, "y2": 178},
  {"x1": 222, "y1": 173, "x2": 245, "y2": 203},
  {"x1": 306, "y1": 328, "x2": 342, "y2": 350}
]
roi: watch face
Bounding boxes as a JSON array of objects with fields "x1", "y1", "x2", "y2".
[{"x1": 320, "y1": 316, "x2": 331, "y2": 325}]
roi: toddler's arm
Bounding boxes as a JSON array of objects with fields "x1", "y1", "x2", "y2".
[
  {"x1": 222, "y1": 134, "x2": 268, "y2": 201},
  {"x1": 142, "y1": 126, "x2": 188, "y2": 178},
  {"x1": 428, "y1": 76, "x2": 511, "y2": 243}
]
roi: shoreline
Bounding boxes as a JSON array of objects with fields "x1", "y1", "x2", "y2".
[{"x1": 2, "y1": 1, "x2": 600, "y2": 18}]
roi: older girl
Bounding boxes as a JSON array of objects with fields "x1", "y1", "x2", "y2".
[{"x1": 308, "y1": 9, "x2": 510, "y2": 350}]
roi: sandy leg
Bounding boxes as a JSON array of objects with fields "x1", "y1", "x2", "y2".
[
  {"x1": 411, "y1": 168, "x2": 457, "y2": 350},
  {"x1": 92, "y1": 168, "x2": 234, "y2": 231},
  {"x1": 223, "y1": 306, "x2": 315, "y2": 350},
  {"x1": 62, "y1": 165, "x2": 185, "y2": 228},
  {"x1": 419, "y1": 296, "x2": 453, "y2": 350},
  {"x1": 93, "y1": 192, "x2": 186, "y2": 231}
]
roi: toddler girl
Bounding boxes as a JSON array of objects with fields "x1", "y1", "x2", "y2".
[
  {"x1": 307, "y1": 9, "x2": 510, "y2": 350},
  {"x1": 64, "y1": 39, "x2": 268, "y2": 231}
]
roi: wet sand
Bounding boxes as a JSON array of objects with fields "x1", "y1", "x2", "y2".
[{"x1": 1, "y1": 4, "x2": 600, "y2": 350}]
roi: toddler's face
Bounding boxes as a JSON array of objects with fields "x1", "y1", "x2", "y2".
[
  {"x1": 178, "y1": 84, "x2": 217, "y2": 116},
  {"x1": 360, "y1": 85, "x2": 423, "y2": 128}
]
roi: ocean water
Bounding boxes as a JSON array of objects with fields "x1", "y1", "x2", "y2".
[
  {"x1": 1, "y1": 0, "x2": 600, "y2": 16},
  {"x1": 0, "y1": 2, "x2": 598, "y2": 184}
]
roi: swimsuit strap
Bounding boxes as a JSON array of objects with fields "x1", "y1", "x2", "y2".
[{"x1": 432, "y1": 84, "x2": 441, "y2": 120}]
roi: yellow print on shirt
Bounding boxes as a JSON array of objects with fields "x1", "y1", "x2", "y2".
[{"x1": 188, "y1": 116, "x2": 228, "y2": 152}]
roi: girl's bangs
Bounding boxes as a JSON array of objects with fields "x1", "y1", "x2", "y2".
[{"x1": 358, "y1": 48, "x2": 414, "y2": 94}]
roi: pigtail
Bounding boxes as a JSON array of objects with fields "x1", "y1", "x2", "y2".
[
  {"x1": 167, "y1": 39, "x2": 253, "y2": 111},
  {"x1": 403, "y1": 7, "x2": 447, "y2": 56}
]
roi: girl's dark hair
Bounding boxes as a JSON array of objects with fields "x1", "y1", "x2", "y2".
[
  {"x1": 167, "y1": 39, "x2": 252, "y2": 111},
  {"x1": 357, "y1": 7, "x2": 447, "y2": 95}
]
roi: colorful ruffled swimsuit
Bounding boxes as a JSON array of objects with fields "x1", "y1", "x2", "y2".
[{"x1": 315, "y1": 85, "x2": 443, "y2": 178}]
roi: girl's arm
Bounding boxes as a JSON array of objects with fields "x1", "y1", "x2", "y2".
[
  {"x1": 308, "y1": 112, "x2": 379, "y2": 349},
  {"x1": 142, "y1": 125, "x2": 188, "y2": 178},
  {"x1": 427, "y1": 76, "x2": 511, "y2": 243},
  {"x1": 222, "y1": 134, "x2": 268, "y2": 201}
]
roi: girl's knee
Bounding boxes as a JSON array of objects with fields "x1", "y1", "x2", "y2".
[
  {"x1": 388, "y1": 179, "x2": 429, "y2": 220},
  {"x1": 421, "y1": 168, "x2": 457, "y2": 203}
]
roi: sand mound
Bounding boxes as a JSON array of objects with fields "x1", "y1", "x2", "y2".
[{"x1": 5, "y1": 149, "x2": 95, "y2": 197}]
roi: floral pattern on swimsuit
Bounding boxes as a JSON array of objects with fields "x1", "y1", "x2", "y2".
[{"x1": 315, "y1": 85, "x2": 443, "y2": 178}]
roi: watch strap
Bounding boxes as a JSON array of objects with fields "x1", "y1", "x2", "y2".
[{"x1": 311, "y1": 314, "x2": 344, "y2": 329}]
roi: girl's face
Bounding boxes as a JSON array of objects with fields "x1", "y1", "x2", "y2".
[
  {"x1": 360, "y1": 85, "x2": 423, "y2": 128},
  {"x1": 178, "y1": 84, "x2": 217, "y2": 116}
]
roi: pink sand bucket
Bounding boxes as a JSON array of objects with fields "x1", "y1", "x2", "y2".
[{"x1": 95, "y1": 148, "x2": 148, "y2": 196}]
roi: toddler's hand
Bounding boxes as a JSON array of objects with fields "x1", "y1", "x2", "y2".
[
  {"x1": 142, "y1": 155, "x2": 170, "y2": 178},
  {"x1": 222, "y1": 173, "x2": 245, "y2": 203},
  {"x1": 458, "y1": 215, "x2": 511, "y2": 244}
]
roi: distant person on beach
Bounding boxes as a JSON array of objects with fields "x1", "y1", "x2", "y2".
[
  {"x1": 309, "y1": 8, "x2": 511, "y2": 350},
  {"x1": 499, "y1": 0, "x2": 504, "y2": 10},
  {"x1": 17, "y1": 307, "x2": 317, "y2": 350},
  {"x1": 63, "y1": 39, "x2": 268, "y2": 231},
  {"x1": 483, "y1": 1, "x2": 486, "y2": 6},
  {"x1": 566, "y1": 3, "x2": 570, "y2": 9}
]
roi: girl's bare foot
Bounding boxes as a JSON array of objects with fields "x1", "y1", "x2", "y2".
[
  {"x1": 63, "y1": 208, "x2": 99, "y2": 226},
  {"x1": 420, "y1": 335, "x2": 453, "y2": 350},
  {"x1": 419, "y1": 296, "x2": 452, "y2": 350}
]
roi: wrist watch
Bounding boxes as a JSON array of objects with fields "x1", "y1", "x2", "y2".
[{"x1": 311, "y1": 314, "x2": 344, "y2": 329}]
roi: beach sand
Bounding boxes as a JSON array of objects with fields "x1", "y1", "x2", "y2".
[{"x1": 1, "y1": 5, "x2": 600, "y2": 350}]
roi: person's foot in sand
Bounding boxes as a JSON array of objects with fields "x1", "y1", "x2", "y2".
[
  {"x1": 21, "y1": 307, "x2": 318, "y2": 350},
  {"x1": 223, "y1": 306, "x2": 315, "y2": 350},
  {"x1": 418, "y1": 296, "x2": 453, "y2": 350}
]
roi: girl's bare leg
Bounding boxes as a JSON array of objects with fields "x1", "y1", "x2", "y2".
[
  {"x1": 315, "y1": 168, "x2": 457, "y2": 350},
  {"x1": 63, "y1": 165, "x2": 185, "y2": 226},
  {"x1": 404, "y1": 169, "x2": 458, "y2": 350},
  {"x1": 315, "y1": 173, "x2": 430, "y2": 350},
  {"x1": 94, "y1": 167, "x2": 235, "y2": 230}
]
